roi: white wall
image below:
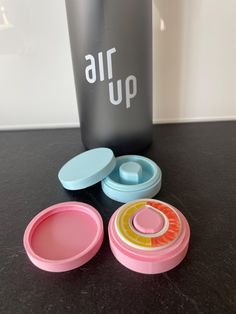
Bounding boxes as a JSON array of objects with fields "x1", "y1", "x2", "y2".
[
  {"x1": 0, "y1": 0, "x2": 236, "y2": 130},
  {"x1": 153, "y1": 0, "x2": 236, "y2": 123}
]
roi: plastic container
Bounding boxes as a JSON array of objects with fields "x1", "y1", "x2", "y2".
[
  {"x1": 58, "y1": 148, "x2": 162, "y2": 203},
  {"x1": 23, "y1": 202, "x2": 103, "y2": 272},
  {"x1": 23, "y1": 200, "x2": 190, "y2": 274},
  {"x1": 108, "y1": 199, "x2": 190, "y2": 274}
]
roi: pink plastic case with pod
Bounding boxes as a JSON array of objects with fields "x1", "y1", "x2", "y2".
[{"x1": 23, "y1": 200, "x2": 190, "y2": 274}]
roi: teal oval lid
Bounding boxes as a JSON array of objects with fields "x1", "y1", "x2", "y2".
[
  {"x1": 58, "y1": 148, "x2": 116, "y2": 190},
  {"x1": 101, "y1": 155, "x2": 162, "y2": 203}
]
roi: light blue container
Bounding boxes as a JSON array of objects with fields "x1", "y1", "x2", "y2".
[
  {"x1": 58, "y1": 149, "x2": 162, "y2": 203},
  {"x1": 101, "y1": 156, "x2": 162, "y2": 203}
]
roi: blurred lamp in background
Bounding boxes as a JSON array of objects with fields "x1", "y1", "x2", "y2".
[
  {"x1": 0, "y1": 4, "x2": 13, "y2": 30},
  {"x1": 0, "y1": 1, "x2": 31, "y2": 55}
]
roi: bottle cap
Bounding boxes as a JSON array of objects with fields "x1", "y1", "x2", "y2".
[
  {"x1": 108, "y1": 199, "x2": 190, "y2": 274},
  {"x1": 23, "y1": 202, "x2": 104, "y2": 272}
]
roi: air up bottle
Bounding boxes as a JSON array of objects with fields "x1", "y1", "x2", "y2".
[{"x1": 65, "y1": 0, "x2": 153, "y2": 154}]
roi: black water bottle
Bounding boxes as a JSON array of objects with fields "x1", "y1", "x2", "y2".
[{"x1": 65, "y1": 0, "x2": 153, "y2": 154}]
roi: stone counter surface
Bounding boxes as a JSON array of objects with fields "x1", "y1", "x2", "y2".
[{"x1": 0, "y1": 122, "x2": 235, "y2": 314}]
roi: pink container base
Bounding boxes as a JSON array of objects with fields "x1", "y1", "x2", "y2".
[
  {"x1": 108, "y1": 202, "x2": 190, "y2": 274},
  {"x1": 23, "y1": 200, "x2": 190, "y2": 274},
  {"x1": 23, "y1": 202, "x2": 104, "y2": 272}
]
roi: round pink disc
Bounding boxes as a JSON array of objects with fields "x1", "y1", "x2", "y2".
[
  {"x1": 133, "y1": 206, "x2": 164, "y2": 234},
  {"x1": 23, "y1": 202, "x2": 103, "y2": 272}
]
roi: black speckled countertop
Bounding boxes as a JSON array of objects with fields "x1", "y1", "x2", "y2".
[{"x1": 0, "y1": 122, "x2": 236, "y2": 314}]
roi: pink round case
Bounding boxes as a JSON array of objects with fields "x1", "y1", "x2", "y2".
[
  {"x1": 23, "y1": 200, "x2": 190, "y2": 274},
  {"x1": 23, "y1": 202, "x2": 103, "y2": 272},
  {"x1": 108, "y1": 199, "x2": 190, "y2": 274}
]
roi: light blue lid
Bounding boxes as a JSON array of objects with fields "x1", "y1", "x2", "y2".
[
  {"x1": 101, "y1": 155, "x2": 162, "y2": 203},
  {"x1": 58, "y1": 148, "x2": 116, "y2": 190}
]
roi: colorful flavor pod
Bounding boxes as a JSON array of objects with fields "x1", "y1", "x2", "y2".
[{"x1": 108, "y1": 199, "x2": 190, "y2": 274}]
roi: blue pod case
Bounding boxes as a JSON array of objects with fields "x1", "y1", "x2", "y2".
[{"x1": 101, "y1": 155, "x2": 162, "y2": 203}]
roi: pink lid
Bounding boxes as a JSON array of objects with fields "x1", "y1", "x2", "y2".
[
  {"x1": 108, "y1": 199, "x2": 190, "y2": 274},
  {"x1": 23, "y1": 202, "x2": 104, "y2": 272}
]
